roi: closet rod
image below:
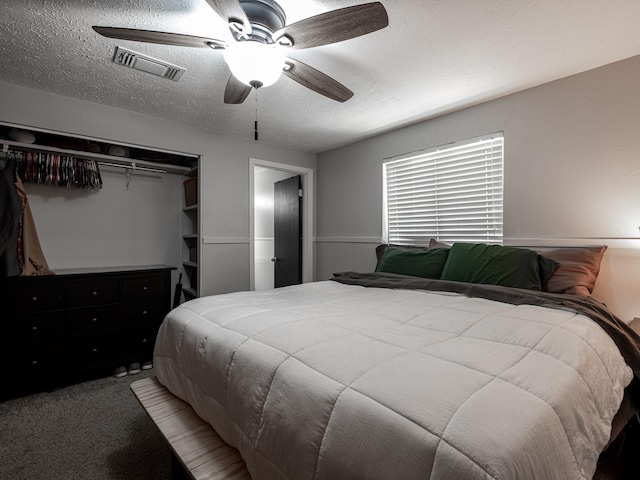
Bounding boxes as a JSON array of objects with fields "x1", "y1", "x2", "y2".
[{"x1": 98, "y1": 161, "x2": 166, "y2": 174}]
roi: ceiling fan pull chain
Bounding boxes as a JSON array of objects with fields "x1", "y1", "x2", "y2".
[{"x1": 254, "y1": 87, "x2": 259, "y2": 141}]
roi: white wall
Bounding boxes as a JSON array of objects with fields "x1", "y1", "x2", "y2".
[
  {"x1": 316, "y1": 54, "x2": 640, "y2": 321},
  {"x1": 22, "y1": 167, "x2": 182, "y2": 271},
  {"x1": 0, "y1": 81, "x2": 316, "y2": 296}
]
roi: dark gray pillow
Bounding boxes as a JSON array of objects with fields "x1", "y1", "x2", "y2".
[
  {"x1": 375, "y1": 243, "x2": 431, "y2": 270},
  {"x1": 428, "y1": 238, "x2": 451, "y2": 249}
]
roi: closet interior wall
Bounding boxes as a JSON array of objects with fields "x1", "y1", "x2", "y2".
[{"x1": 1, "y1": 123, "x2": 200, "y2": 304}]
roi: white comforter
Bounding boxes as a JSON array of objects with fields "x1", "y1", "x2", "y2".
[{"x1": 154, "y1": 281, "x2": 633, "y2": 480}]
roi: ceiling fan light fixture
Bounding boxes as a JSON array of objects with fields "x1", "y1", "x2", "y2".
[
  {"x1": 93, "y1": 1, "x2": 390, "y2": 104},
  {"x1": 223, "y1": 41, "x2": 284, "y2": 88}
]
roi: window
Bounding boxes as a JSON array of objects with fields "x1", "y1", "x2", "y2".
[{"x1": 383, "y1": 134, "x2": 504, "y2": 245}]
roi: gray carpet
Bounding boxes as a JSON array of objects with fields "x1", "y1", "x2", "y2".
[
  {"x1": 2, "y1": 369, "x2": 635, "y2": 480},
  {"x1": 0, "y1": 369, "x2": 171, "y2": 480}
]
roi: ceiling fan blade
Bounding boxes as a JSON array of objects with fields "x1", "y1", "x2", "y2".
[
  {"x1": 92, "y1": 26, "x2": 226, "y2": 49},
  {"x1": 224, "y1": 74, "x2": 253, "y2": 104},
  {"x1": 203, "y1": 0, "x2": 252, "y2": 35},
  {"x1": 273, "y1": 2, "x2": 388, "y2": 50},
  {"x1": 283, "y1": 58, "x2": 353, "y2": 103}
]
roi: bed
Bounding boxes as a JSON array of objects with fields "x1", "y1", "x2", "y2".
[{"x1": 153, "y1": 242, "x2": 640, "y2": 480}]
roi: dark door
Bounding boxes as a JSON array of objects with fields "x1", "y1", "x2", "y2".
[{"x1": 273, "y1": 175, "x2": 302, "y2": 288}]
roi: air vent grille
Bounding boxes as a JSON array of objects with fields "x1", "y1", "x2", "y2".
[{"x1": 112, "y1": 46, "x2": 186, "y2": 82}]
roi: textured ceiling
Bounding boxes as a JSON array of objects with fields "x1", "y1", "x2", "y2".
[{"x1": 1, "y1": 0, "x2": 640, "y2": 153}]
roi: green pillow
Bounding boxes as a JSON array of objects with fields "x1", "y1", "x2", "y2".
[
  {"x1": 377, "y1": 248, "x2": 450, "y2": 279},
  {"x1": 440, "y1": 243, "x2": 554, "y2": 291}
]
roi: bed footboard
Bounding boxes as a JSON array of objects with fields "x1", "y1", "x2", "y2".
[{"x1": 130, "y1": 377, "x2": 251, "y2": 480}]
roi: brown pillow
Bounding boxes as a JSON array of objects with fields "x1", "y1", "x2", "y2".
[{"x1": 541, "y1": 246, "x2": 607, "y2": 296}]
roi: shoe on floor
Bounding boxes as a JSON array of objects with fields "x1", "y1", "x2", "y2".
[
  {"x1": 113, "y1": 366, "x2": 127, "y2": 378},
  {"x1": 127, "y1": 362, "x2": 141, "y2": 375},
  {"x1": 141, "y1": 361, "x2": 153, "y2": 370}
]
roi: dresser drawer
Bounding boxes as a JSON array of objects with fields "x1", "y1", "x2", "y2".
[
  {"x1": 65, "y1": 323, "x2": 160, "y2": 370},
  {"x1": 9, "y1": 343, "x2": 61, "y2": 383},
  {"x1": 65, "y1": 331, "x2": 126, "y2": 370},
  {"x1": 2, "y1": 284, "x2": 64, "y2": 314},
  {"x1": 66, "y1": 304, "x2": 125, "y2": 335},
  {"x1": 5, "y1": 312, "x2": 64, "y2": 344},
  {"x1": 126, "y1": 323, "x2": 161, "y2": 360},
  {"x1": 122, "y1": 275, "x2": 165, "y2": 301},
  {"x1": 121, "y1": 300, "x2": 166, "y2": 325},
  {"x1": 67, "y1": 280, "x2": 119, "y2": 307}
]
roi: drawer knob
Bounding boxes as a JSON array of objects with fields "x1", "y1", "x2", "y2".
[
  {"x1": 92, "y1": 291, "x2": 98, "y2": 297},
  {"x1": 31, "y1": 296, "x2": 38, "y2": 302},
  {"x1": 142, "y1": 310, "x2": 148, "y2": 316},
  {"x1": 92, "y1": 317, "x2": 98, "y2": 323},
  {"x1": 31, "y1": 326, "x2": 38, "y2": 331},
  {"x1": 92, "y1": 348, "x2": 98, "y2": 354},
  {"x1": 143, "y1": 286, "x2": 148, "y2": 291},
  {"x1": 31, "y1": 360, "x2": 38, "y2": 366},
  {"x1": 142, "y1": 338, "x2": 148, "y2": 344}
]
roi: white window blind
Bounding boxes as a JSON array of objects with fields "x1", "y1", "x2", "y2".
[{"x1": 383, "y1": 134, "x2": 504, "y2": 245}]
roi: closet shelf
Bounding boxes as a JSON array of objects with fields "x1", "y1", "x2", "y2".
[
  {"x1": 183, "y1": 286, "x2": 197, "y2": 295},
  {"x1": 183, "y1": 204, "x2": 198, "y2": 211},
  {"x1": 1, "y1": 139, "x2": 191, "y2": 175},
  {"x1": 182, "y1": 261, "x2": 198, "y2": 268}
]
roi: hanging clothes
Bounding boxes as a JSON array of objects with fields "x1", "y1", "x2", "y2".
[
  {"x1": 12, "y1": 149, "x2": 102, "y2": 189},
  {"x1": 14, "y1": 173, "x2": 54, "y2": 276},
  {"x1": 0, "y1": 154, "x2": 54, "y2": 277},
  {"x1": 0, "y1": 155, "x2": 22, "y2": 276}
]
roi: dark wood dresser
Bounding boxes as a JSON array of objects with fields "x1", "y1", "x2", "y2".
[{"x1": 0, "y1": 265, "x2": 175, "y2": 396}]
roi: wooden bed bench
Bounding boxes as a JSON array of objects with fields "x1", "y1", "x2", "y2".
[{"x1": 130, "y1": 376, "x2": 251, "y2": 480}]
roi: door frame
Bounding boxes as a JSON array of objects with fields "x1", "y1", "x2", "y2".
[{"x1": 249, "y1": 158, "x2": 314, "y2": 290}]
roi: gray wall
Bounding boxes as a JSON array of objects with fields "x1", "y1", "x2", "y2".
[
  {"x1": 20, "y1": 167, "x2": 182, "y2": 271},
  {"x1": 316, "y1": 55, "x2": 640, "y2": 321},
  {"x1": 0, "y1": 80, "x2": 316, "y2": 296},
  {"x1": 4, "y1": 53, "x2": 639, "y2": 319}
]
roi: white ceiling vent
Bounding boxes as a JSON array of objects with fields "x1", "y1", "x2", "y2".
[{"x1": 112, "y1": 46, "x2": 186, "y2": 82}]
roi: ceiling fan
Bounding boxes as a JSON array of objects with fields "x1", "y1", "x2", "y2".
[{"x1": 93, "y1": 0, "x2": 389, "y2": 104}]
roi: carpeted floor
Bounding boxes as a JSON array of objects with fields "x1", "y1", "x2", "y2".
[
  {"x1": 0, "y1": 369, "x2": 171, "y2": 480},
  {"x1": 2, "y1": 368, "x2": 637, "y2": 480}
]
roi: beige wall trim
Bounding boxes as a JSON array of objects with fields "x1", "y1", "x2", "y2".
[
  {"x1": 314, "y1": 236, "x2": 384, "y2": 244},
  {"x1": 505, "y1": 237, "x2": 640, "y2": 249},
  {"x1": 202, "y1": 237, "x2": 250, "y2": 244}
]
